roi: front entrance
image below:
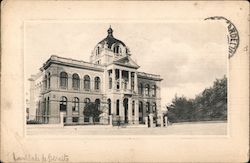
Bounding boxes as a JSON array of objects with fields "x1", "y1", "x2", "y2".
[{"x1": 123, "y1": 98, "x2": 128, "y2": 123}]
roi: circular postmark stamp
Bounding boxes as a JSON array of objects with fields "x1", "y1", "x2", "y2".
[{"x1": 204, "y1": 16, "x2": 240, "y2": 58}]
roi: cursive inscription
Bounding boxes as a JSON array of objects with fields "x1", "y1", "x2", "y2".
[{"x1": 13, "y1": 152, "x2": 69, "y2": 162}]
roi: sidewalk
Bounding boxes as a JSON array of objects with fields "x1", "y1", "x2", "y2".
[{"x1": 26, "y1": 122, "x2": 227, "y2": 136}]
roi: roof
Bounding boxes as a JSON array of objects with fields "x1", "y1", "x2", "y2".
[
  {"x1": 42, "y1": 55, "x2": 104, "y2": 72},
  {"x1": 98, "y1": 26, "x2": 126, "y2": 49}
]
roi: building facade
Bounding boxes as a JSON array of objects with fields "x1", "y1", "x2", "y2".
[{"x1": 29, "y1": 27, "x2": 162, "y2": 125}]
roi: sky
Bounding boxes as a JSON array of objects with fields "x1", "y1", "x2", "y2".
[{"x1": 24, "y1": 22, "x2": 228, "y2": 107}]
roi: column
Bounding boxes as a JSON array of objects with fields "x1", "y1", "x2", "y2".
[
  {"x1": 66, "y1": 101, "x2": 72, "y2": 124},
  {"x1": 165, "y1": 116, "x2": 168, "y2": 127},
  {"x1": 156, "y1": 101, "x2": 162, "y2": 125},
  {"x1": 112, "y1": 98, "x2": 116, "y2": 115},
  {"x1": 128, "y1": 71, "x2": 131, "y2": 90},
  {"x1": 134, "y1": 72, "x2": 138, "y2": 93},
  {"x1": 79, "y1": 102, "x2": 85, "y2": 124},
  {"x1": 102, "y1": 99, "x2": 109, "y2": 124},
  {"x1": 119, "y1": 69, "x2": 122, "y2": 90},
  {"x1": 145, "y1": 117, "x2": 148, "y2": 127},
  {"x1": 149, "y1": 114, "x2": 154, "y2": 128},
  {"x1": 161, "y1": 114, "x2": 164, "y2": 127},
  {"x1": 60, "y1": 112, "x2": 64, "y2": 127},
  {"x1": 119, "y1": 97, "x2": 124, "y2": 123},
  {"x1": 109, "y1": 115, "x2": 113, "y2": 126},
  {"x1": 134, "y1": 100, "x2": 139, "y2": 124},
  {"x1": 128, "y1": 98, "x2": 132, "y2": 124},
  {"x1": 112, "y1": 69, "x2": 116, "y2": 90}
]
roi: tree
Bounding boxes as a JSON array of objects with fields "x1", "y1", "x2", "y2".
[
  {"x1": 166, "y1": 76, "x2": 227, "y2": 123},
  {"x1": 83, "y1": 102, "x2": 103, "y2": 124}
]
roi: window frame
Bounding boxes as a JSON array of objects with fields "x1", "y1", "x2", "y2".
[
  {"x1": 72, "y1": 97, "x2": 79, "y2": 112},
  {"x1": 72, "y1": 73, "x2": 80, "y2": 90},
  {"x1": 84, "y1": 75, "x2": 91, "y2": 90},
  {"x1": 60, "y1": 72, "x2": 68, "y2": 89}
]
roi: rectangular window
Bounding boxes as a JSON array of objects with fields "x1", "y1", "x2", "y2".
[{"x1": 73, "y1": 117, "x2": 79, "y2": 123}]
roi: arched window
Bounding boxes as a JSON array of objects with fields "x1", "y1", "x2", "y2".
[
  {"x1": 116, "y1": 99, "x2": 119, "y2": 116},
  {"x1": 47, "y1": 97, "x2": 50, "y2": 116},
  {"x1": 84, "y1": 75, "x2": 90, "y2": 90},
  {"x1": 107, "y1": 99, "x2": 111, "y2": 115},
  {"x1": 152, "y1": 85, "x2": 156, "y2": 97},
  {"x1": 60, "y1": 96, "x2": 67, "y2": 112},
  {"x1": 95, "y1": 99, "x2": 100, "y2": 110},
  {"x1": 84, "y1": 98, "x2": 91, "y2": 103},
  {"x1": 48, "y1": 73, "x2": 51, "y2": 89},
  {"x1": 109, "y1": 77, "x2": 112, "y2": 89},
  {"x1": 72, "y1": 73, "x2": 80, "y2": 89},
  {"x1": 44, "y1": 75, "x2": 48, "y2": 89},
  {"x1": 152, "y1": 102, "x2": 156, "y2": 113},
  {"x1": 96, "y1": 47, "x2": 100, "y2": 55},
  {"x1": 113, "y1": 45, "x2": 120, "y2": 53},
  {"x1": 72, "y1": 97, "x2": 79, "y2": 112},
  {"x1": 146, "y1": 102, "x2": 150, "y2": 113},
  {"x1": 94, "y1": 77, "x2": 100, "y2": 90},
  {"x1": 145, "y1": 84, "x2": 150, "y2": 96},
  {"x1": 139, "y1": 83, "x2": 143, "y2": 95},
  {"x1": 139, "y1": 101, "x2": 143, "y2": 113},
  {"x1": 132, "y1": 101, "x2": 135, "y2": 116},
  {"x1": 43, "y1": 98, "x2": 46, "y2": 123},
  {"x1": 60, "y1": 72, "x2": 68, "y2": 88}
]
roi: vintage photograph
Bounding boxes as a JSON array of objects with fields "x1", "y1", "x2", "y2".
[
  {"x1": 25, "y1": 22, "x2": 227, "y2": 135},
  {"x1": 1, "y1": 1, "x2": 248, "y2": 162}
]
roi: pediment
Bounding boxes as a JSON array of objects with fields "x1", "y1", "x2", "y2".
[{"x1": 113, "y1": 56, "x2": 140, "y2": 69}]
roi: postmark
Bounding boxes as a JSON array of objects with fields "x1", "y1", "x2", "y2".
[{"x1": 204, "y1": 16, "x2": 240, "y2": 58}]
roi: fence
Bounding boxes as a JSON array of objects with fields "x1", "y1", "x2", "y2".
[{"x1": 28, "y1": 114, "x2": 166, "y2": 128}]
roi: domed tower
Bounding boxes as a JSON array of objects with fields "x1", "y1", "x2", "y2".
[{"x1": 90, "y1": 26, "x2": 131, "y2": 65}]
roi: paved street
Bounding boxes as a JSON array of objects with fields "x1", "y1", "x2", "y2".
[{"x1": 26, "y1": 121, "x2": 227, "y2": 136}]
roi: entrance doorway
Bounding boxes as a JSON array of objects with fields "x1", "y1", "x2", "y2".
[{"x1": 123, "y1": 98, "x2": 128, "y2": 123}]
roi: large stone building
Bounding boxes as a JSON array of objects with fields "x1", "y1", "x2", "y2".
[{"x1": 29, "y1": 27, "x2": 162, "y2": 126}]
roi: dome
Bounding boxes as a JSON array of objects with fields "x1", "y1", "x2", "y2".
[{"x1": 98, "y1": 26, "x2": 126, "y2": 49}]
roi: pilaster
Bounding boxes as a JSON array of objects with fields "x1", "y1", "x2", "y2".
[
  {"x1": 128, "y1": 98, "x2": 133, "y2": 124},
  {"x1": 66, "y1": 101, "x2": 73, "y2": 124},
  {"x1": 134, "y1": 99, "x2": 139, "y2": 124}
]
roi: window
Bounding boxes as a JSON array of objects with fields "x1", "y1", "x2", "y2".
[
  {"x1": 96, "y1": 47, "x2": 100, "y2": 55},
  {"x1": 152, "y1": 103, "x2": 156, "y2": 113},
  {"x1": 132, "y1": 101, "x2": 135, "y2": 116},
  {"x1": 95, "y1": 99, "x2": 100, "y2": 110},
  {"x1": 131, "y1": 76, "x2": 134, "y2": 90},
  {"x1": 60, "y1": 96, "x2": 67, "y2": 112},
  {"x1": 139, "y1": 83, "x2": 143, "y2": 95},
  {"x1": 47, "y1": 97, "x2": 50, "y2": 116},
  {"x1": 107, "y1": 99, "x2": 111, "y2": 115},
  {"x1": 60, "y1": 72, "x2": 68, "y2": 88},
  {"x1": 146, "y1": 102, "x2": 150, "y2": 113},
  {"x1": 84, "y1": 98, "x2": 91, "y2": 103},
  {"x1": 44, "y1": 75, "x2": 47, "y2": 89},
  {"x1": 72, "y1": 97, "x2": 79, "y2": 112},
  {"x1": 109, "y1": 77, "x2": 112, "y2": 89},
  {"x1": 145, "y1": 84, "x2": 150, "y2": 96},
  {"x1": 139, "y1": 101, "x2": 143, "y2": 113},
  {"x1": 94, "y1": 77, "x2": 100, "y2": 90},
  {"x1": 73, "y1": 117, "x2": 79, "y2": 122},
  {"x1": 114, "y1": 46, "x2": 119, "y2": 53},
  {"x1": 48, "y1": 73, "x2": 51, "y2": 88},
  {"x1": 116, "y1": 100, "x2": 119, "y2": 115},
  {"x1": 72, "y1": 73, "x2": 80, "y2": 89},
  {"x1": 152, "y1": 85, "x2": 156, "y2": 97},
  {"x1": 84, "y1": 75, "x2": 90, "y2": 90}
]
